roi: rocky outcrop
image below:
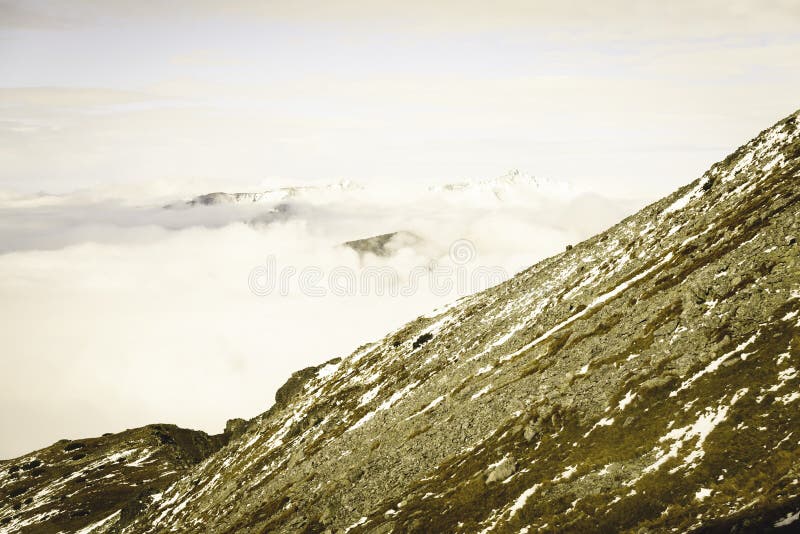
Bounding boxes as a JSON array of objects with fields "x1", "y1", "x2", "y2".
[
  {"x1": 224, "y1": 419, "x2": 249, "y2": 440},
  {"x1": 273, "y1": 358, "x2": 342, "y2": 411},
  {"x1": 342, "y1": 231, "x2": 424, "y2": 258}
]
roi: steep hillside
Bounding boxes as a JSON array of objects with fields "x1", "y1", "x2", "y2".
[
  {"x1": 126, "y1": 110, "x2": 800, "y2": 533},
  {"x1": 4, "y1": 109, "x2": 800, "y2": 534},
  {"x1": 0, "y1": 425, "x2": 228, "y2": 533}
]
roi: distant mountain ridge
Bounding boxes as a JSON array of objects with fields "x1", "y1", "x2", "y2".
[
  {"x1": 2, "y1": 110, "x2": 800, "y2": 533},
  {"x1": 168, "y1": 170, "x2": 574, "y2": 208},
  {"x1": 165, "y1": 180, "x2": 363, "y2": 208},
  {"x1": 428, "y1": 169, "x2": 574, "y2": 200}
]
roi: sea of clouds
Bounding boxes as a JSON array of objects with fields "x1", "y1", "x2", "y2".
[{"x1": 0, "y1": 175, "x2": 645, "y2": 458}]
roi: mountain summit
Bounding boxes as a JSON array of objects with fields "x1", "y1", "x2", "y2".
[
  {"x1": 167, "y1": 180, "x2": 364, "y2": 208},
  {"x1": 3, "y1": 109, "x2": 800, "y2": 533},
  {"x1": 429, "y1": 169, "x2": 574, "y2": 201}
]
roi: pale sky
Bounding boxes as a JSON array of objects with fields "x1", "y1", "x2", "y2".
[{"x1": 1, "y1": 0, "x2": 798, "y2": 199}]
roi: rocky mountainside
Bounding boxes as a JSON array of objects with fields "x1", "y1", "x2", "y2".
[
  {"x1": 3, "y1": 109, "x2": 800, "y2": 533},
  {"x1": 0, "y1": 425, "x2": 230, "y2": 533}
]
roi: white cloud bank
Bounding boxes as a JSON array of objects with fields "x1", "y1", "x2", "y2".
[{"x1": 0, "y1": 177, "x2": 642, "y2": 458}]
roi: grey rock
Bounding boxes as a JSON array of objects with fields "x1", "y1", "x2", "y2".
[{"x1": 486, "y1": 456, "x2": 517, "y2": 483}]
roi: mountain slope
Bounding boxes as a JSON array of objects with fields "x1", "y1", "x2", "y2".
[
  {"x1": 4, "y1": 110, "x2": 800, "y2": 533},
  {"x1": 0, "y1": 425, "x2": 229, "y2": 533},
  {"x1": 121, "y1": 110, "x2": 800, "y2": 533}
]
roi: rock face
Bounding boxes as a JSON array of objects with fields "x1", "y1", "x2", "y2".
[
  {"x1": 5, "y1": 109, "x2": 800, "y2": 533},
  {"x1": 0, "y1": 425, "x2": 227, "y2": 533}
]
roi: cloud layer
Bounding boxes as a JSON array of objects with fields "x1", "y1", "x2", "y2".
[{"x1": 0, "y1": 179, "x2": 642, "y2": 458}]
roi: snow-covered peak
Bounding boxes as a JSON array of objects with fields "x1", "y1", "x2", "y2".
[
  {"x1": 429, "y1": 169, "x2": 574, "y2": 200},
  {"x1": 174, "y1": 179, "x2": 364, "y2": 207}
]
